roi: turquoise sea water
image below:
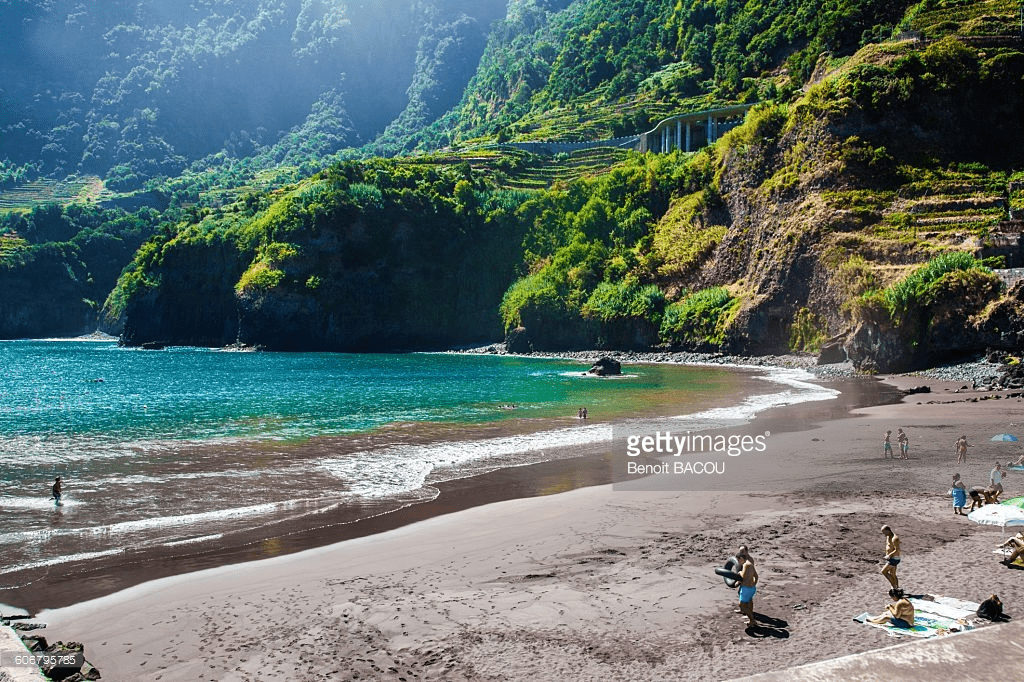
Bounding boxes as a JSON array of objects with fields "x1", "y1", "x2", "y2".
[{"x1": 0, "y1": 340, "x2": 835, "y2": 583}]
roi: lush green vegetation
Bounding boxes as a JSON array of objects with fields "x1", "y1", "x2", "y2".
[
  {"x1": 496, "y1": 150, "x2": 691, "y2": 345},
  {"x1": 5, "y1": 0, "x2": 1024, "y2": 366},
  {"x1": 660, "y1": 286, "x2": 741, "y2": 347},
  {"x1": 103, "y1": 157, "x2": 533, "y2": 348},
  {"x1": 869, "y1": 252, "x2": 996, "y2": 321},
  {"x1": 426, "y1": 0, "x2": 915, "y2": 150}
]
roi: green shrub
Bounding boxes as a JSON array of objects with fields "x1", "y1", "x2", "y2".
[
  {"x1": 789, "y1": 307, "x2": 828, "y2": 352},
  {"x1": 236, "y1": 262, "x2": 285, "y2": 294},
  {"x1": 499, "y1": 270, "x2": 562, "y2": 331},
  {"x1": 881, "y1": 251, "x2": 990, "y2": 320},
  {"x1": 660, "y1": 286, "x2": 739, "y2": 347},
  {"x1": 582, "y1": 277, "x2": 665, "y2": 323}
]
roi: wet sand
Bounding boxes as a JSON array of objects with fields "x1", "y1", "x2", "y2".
[{"x1": 19, "y1": 373, "x2": 1024, "y2": 680}]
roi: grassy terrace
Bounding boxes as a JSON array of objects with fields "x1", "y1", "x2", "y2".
[
  {"x1": 507, "y1": 90, "x2": 728, "y2": 144},
  {"x1": 912, "y1": 0, "x2": 1024, "y2": 37},
  {"x1": 0, "y1": 234, "x2": 30, "y2": 267},
  {"x1": 821, "y1": 164, "x2": 1019, "y2": 288},
  {"x1": 0, "y1": 176, "x2": 110, "y2": 212},
  {"x1": 392, "y1": 146, "x2": 634, "y2": 191}
]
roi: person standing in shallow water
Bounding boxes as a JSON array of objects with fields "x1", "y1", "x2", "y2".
[{"x1": 51, "y1": 476, "x2": 63, "y2": 506}]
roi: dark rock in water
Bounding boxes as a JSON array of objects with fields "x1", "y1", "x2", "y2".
[
  {"x1": 505, "y1": 326, "x2": 532, "y2": 354},
  {"x1": 816, "y1": 341, "x2": 847, "y2": 365},
  {"x1": 40, "y1": 641, "x2": 85, "y2": 681},
  {"x1": 588, "y1": 356, "x2": 622, "y2": 376}
]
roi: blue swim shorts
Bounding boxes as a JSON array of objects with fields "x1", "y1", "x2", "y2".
[{"x1": 738, "y1": 585, "x2": 756, "y2": 603}]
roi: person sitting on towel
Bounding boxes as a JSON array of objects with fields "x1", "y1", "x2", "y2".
[
  {"x1": 868, "y1": 596, "x2": 915, "y2": 628},
  {"x1": 977, "y1": 595, "x2": 1005, "y2": 621},
  {"x1": 999, "y1": 532, "x2": 1024, "y2": 551},
  {"x1": 1001, "y1": 540, "x2": 1024, "y2": 566}
]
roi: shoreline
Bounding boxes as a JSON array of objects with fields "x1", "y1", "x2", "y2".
[
  {"x1": 27, "y1": 369, "x2": 1024, "y2": 681},
  {"x1": 1, "y1": 360, "x2": 872, "y2": 614}
]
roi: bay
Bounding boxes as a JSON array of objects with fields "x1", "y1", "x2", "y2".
[{"x1": 0, "y1": 339, "x2": 832, "y2": 585}]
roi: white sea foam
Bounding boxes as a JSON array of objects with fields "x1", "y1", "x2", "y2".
[
  {"x1": 162, "y1": 533, "x2": 224, "y2": 547},
  {"x1": 0, "y1": 498, "x2": 323, "y2": 546},
  {"x1": 0, "y1": 433, "x2": 257, "y2": 467},
  {"x1": 318, "y1": 422, "x2": 614, "y2": 497},
  {"x1": 0, "y1": 548, "x2": 126, "y2": 575},
  {"x1": 0, "y1": 495, "x2": 83, "y2": 510},
  {"x1": 556, "y1": 371, "x2": 639, "y2": 378},
  {"x1": 99, "y1": 469, "x2": 262, "y2": 485},
  {"x1": 685, "y1": 366, "x2": 839, "y2": 421},
  {"x1": 319, "y1": 365, "x2": 837, "y2": 498}
]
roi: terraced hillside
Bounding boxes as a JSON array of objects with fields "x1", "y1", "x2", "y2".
[{"x1": 0, "y1": 176, "x2": 109, "y2": 212}]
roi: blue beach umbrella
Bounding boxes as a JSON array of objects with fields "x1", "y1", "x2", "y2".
[{"x1": 991, "y1": 433, "x2": 1019, "y2": 442}]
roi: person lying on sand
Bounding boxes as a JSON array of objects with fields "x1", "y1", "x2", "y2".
[
  {"x1": 867, "y1": 596, "x2": 915, "y2": 628},
  {"x1": 1007, "y1": 453, "x2": 1024, "y2": 467}
]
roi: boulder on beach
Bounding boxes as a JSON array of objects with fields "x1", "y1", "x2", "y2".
[
  {"x1": 505, "y1": 326, "x2": 532, "y2": 354},
  {"x1": 816, "y1": 341, "x2": 847, "y2": 365},
  {"x1": 587, "y1": 357, "x2": 622, "y2": 376},
  {"x1": 39, "y1": 641, "x2": 85, "y2": 681}
]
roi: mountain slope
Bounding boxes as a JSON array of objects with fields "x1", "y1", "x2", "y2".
[
  {"x1": 5, "y1": 0, "x2": 1024, "y2": 373},
  {"x1": 1, "y1": 0, "x2": 506, "y2": 186}
]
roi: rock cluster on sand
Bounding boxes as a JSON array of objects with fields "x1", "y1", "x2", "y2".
[{"x1": 1, "y1": 615, "x2": 101, "y2": 681}]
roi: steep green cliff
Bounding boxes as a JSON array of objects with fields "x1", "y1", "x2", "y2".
[
  {"x1": 0, "y1": 205, "x2": 156, "y2": 338},
  {"x1": 497, "y1": 27, "x2": 1024, "y2": 368},
  {"x1": 107, "y1": 161, "x2": 528, "y2": 350}
]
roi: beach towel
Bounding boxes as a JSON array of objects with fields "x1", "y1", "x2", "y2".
[
  {"x1": 853, "y1": 596, "x2": 978, "y2": 638},
  {"x1": 992, "y1": 549, "x2": 1024, "y2": 566}
]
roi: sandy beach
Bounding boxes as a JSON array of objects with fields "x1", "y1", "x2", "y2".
[{"x1": 18, "y1": 371, "x2": 1024, "y2": 681}]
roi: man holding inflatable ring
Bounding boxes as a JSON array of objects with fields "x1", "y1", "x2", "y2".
[{"x1": 736, "y1": 545, "x2": 759, "y2": 624}]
